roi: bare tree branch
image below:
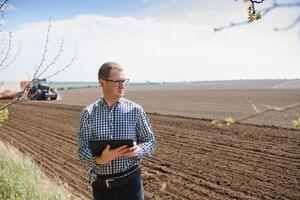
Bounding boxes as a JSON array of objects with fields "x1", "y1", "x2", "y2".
[
  {"x1": 0, "y1": 85, "x2": 28, "y2": 110},
  {"x1": 0, "y1": 35, "x2": 7, "y2": 55},
  {"x1": 212, "y1": 100, "x2": 300, "y2": 128},
  {"x1": 0, "y1": 17, "x2": 76, "y2": 110},
  {"x1": 212, "y1": 90, "x2": 300, "y2": 128},
  {"x1": 237, "y1": 102, "x2": 300, "y2": 122},
  {"x1": 0, "y1": 31, "x2": 12, "y2": 68},
  {"x1": 260, "y1": 104, "x2": 285, "y2": 111},
  {"x1": 274, "y1": 13, "x2": 300, "y2": 31},
  {"x1": 215, "y1": 1, "x2": 300, "y2": 32},
  {"x1": 44, "y1": 47, "x2": 76, "y2": 80},
  {"x1": 35, "y1": 38, "x2": 64, "y2": 79},
  {"x1": 0, "y1": 40, "x2": 21, "y2": 73},
  {"x1": 0, "y1": 0, "x2": 20, "y2": 73},
  {"x1": 32, "y1": 17, "x2": 52, "y2": 79},
  {"x1": 251, "y1": 1, "x2": 264, "y2": 3},
  {"x1": 245, "y1": 93, "x2": 260, "y2": 113},
  {"x1": 0, "y1": 0, "x2": 8, "y2": 10},
  {"x1": 0, "y1": 0, "x2": 9, "y2": 29},
  {"x1": 0, "y1": 34, "x2": 5, "y2": 46}
]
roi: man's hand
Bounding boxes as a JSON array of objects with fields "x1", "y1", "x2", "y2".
[
  {"x1": 122, "y1": 143, "x2": 139, "y2": 157},
  {"x1": 95, "y1": 144, "x2": 129, "y2": 165}
]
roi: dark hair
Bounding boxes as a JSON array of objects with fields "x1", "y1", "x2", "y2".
[{"x1": 98, "y1": 62, "x2": 123, "y2": 81}]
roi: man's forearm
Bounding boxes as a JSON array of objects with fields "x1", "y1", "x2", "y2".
[{"x1": 78, "y1": 141, "x2": 95, "y2": 165}]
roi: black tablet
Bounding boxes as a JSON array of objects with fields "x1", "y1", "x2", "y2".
[{"x1": 89, "y1": 139, "x2": 134, "y2": 157}]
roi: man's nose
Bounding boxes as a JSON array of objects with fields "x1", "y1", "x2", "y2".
[{"x1": 118, "y1": 82, "x2": 125, "y2": 88}]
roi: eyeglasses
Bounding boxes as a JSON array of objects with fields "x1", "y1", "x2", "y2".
[{"x1": 103, "y1": 79, "x2": 129, "y2": 86}]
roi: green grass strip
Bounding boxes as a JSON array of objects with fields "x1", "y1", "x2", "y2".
[{"x1": 0, "y1": 140, "x2": 78, "y2": 200}]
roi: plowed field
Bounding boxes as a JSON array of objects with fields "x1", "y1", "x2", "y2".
[
  {"x1": 56, "y1": 88, "x2": 300, "y2": 129},
  {"x1": 0, "y1": 101, "x2": 299, "y2": 200}
]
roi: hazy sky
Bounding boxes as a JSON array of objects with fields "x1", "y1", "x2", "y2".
[{"x1": 0, "y1": 0, "x2": 299, "y2": 82}]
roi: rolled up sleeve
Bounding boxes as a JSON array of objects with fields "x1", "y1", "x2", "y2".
[
  {"x1": 78, "y1": 110, "x2": 95, "y2": 165},
  {"x1": 136, "y1": 108, "x2": 156, "y2": 159}
]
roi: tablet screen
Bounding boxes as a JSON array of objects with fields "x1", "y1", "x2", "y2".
[{"x1": 89, "y1": 139, "x2": 134, "y2": 156}]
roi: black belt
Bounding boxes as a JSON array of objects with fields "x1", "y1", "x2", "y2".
[{"x1": 95, "y1": 166, "x2": 140, "y2": 188}]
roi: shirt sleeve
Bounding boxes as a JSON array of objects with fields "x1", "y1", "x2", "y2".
[
  {"x1": 78, "y1": 109, "x2": 95, "y2": 165},
  {"x1": 136, "y1": 107, "x2": 156, "y2": 159}
]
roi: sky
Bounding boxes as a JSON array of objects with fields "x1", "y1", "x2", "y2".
[{"x1": 0, "y1": 0, "x2": 299, "y2": 82}]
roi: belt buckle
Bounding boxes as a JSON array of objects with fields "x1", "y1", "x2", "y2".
[{"x1": 105, "y1": 179, "x2": 114, "y2": 188}]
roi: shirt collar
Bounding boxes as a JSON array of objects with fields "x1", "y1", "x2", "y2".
[{"x1": 100, "y1": 97, "x2": 125, "y2": 108}]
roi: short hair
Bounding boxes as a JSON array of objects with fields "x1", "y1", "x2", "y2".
[{"x1": 98, "y1": 62, "x2": 123, "y2": 81}]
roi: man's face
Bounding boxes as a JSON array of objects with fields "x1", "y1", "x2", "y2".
[{"x1": 100, "y1": 69, "x2": 126, "y2": 100}]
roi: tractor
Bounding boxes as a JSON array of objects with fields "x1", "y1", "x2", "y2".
[{"x1": 27, "y1": 79, "x2": 57, "y2": 100}]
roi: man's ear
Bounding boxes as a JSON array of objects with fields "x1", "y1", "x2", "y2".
[{"x1": 99, "y1": 79, "x2": 104, "y2": 88}]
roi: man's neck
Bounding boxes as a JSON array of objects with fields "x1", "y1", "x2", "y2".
[{"x1": 103, "y1": 97, "x2": 120, "y2": 110}]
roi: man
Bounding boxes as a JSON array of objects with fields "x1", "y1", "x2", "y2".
[{"x1": 78, "y1": 62, "x2": 156, "y2": 200}]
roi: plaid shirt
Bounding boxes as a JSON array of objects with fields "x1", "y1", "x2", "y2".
[{"x1": 78, "y1": 97, "x2": 156, "y2": 176}]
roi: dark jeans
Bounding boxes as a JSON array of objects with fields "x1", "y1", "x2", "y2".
[{"x1": 92, "y1": 172, "x2": 144, "y2": 200}]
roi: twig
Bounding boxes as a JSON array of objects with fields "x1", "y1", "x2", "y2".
[
  {"x1": 245, "y1": 93, "x2": 260, "y2": 113},
  {"x1": 212, "y1": 94, "x2": 300, "y2": 128},
  {"x1": 0, "y1": 80, "x2": 33, "y2": 110},
  {"x1": 260, "y1": 104, "x2": 285, "y2": 111},
  {"x1": 0, "y1": 32, "x2": 12, "y2": 69},
  {"x1": 0, "y1": 40, "x2": 21, "y2": 72},
  {"x1": 32, "y1": 17, "x2": 52, "y2": 79},
  {"x1": 237, "y1": 103, "x2": 300, "y2": 122},
  {"x1": 250, "y1": 0, "x2": 264, "y2": 4},
  {"x1": 35, "y1": 38, "x2": 64, "y2": 79},
  {"x1": 0, "y1": 35, "x2": 6, "y2": 48},
  {"x1": 0, "y1": 0, "x2": 8, "y2": 11},
  {"x1": 44, "y1": 47, "x2": 76, "y2": 80},
  {"x1": 215, "y1": 1, "x2": 300, "y2": 32},
  {"x1": 0, "y1": 17, "x2": 76, "y2": 110},
  {"x1": 274, "y1": 13, "x2": 300, "y2": 31},
  {"x1": 0, "y1": 0, "x2": 9, "y2": 28}
]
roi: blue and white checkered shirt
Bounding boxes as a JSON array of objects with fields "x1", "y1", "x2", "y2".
[{"x1": 78, "y1": 97, "x2": 156, "y2": 176}]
